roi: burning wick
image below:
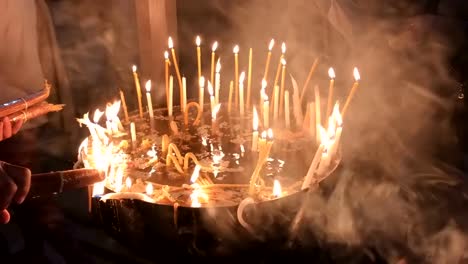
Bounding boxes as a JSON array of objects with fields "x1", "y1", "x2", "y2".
[
  {"x1": 272, "y1": 179, "x2": 282, "y2": 198},
  {"x1": 342, "y1": 67, "x2": 361, "y2": 118}
]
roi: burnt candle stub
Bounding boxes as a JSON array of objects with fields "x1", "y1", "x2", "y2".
[{"x1": 29, "y1": 169, "x2": 104, "y2": 197}]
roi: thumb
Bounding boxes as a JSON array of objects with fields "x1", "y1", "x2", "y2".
[{"x1": 2, "y1": 162, "x2": 31, "y2": 204}]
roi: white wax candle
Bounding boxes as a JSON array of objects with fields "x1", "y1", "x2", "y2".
[
  {"x1": 199, "y1": 76, "x2": 205, "y2": 114},
  {"x1": 301, "y1": 144, "x2": 324, "y2": 190},
  {"x1": 239, "y1": 72, "x2": 245, "y2": 118},
  {"x1": 168, "y1": 75, "x2": 173, "y2": 117},
  {"x1": 208, "y1": 81, "x2": 215, "y2": 113},
  {"x1": 182, "y1": 77, "x2": 187, "y2": 112},
  {"x1": 215, "y1": 59, "x2": 221, "y2": 105},
  {"x1": 273, "y1": 85, "x2": 279, "y2": 124},
  {"x1": 145, "y1": 80, "x2": 154, "y2": 118},
  {"x1": 252, "y1": 107, "x2": 259, "y2": 152},
  {"x1": 130, "y1": 122, "x2": 137, "y2": 146},
  {"x1": 284, "y1": 90, "x2": 290, "y2": 129},
  {"x1": 329, "y1": 126, "x2": 342, "y2": 158}
]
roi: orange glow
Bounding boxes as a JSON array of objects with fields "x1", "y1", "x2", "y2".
[
  {"x1": 268, "y1": 39, "x2": 275, "y2": 51},
  {"x1": 233, "y1": 45, "x2": 239, "y2": 54},
  {"x1": 164, "y1": 51, "x2": 169, "y2": 60},
  {"x1": 273, "y1": 179, "x2": 282, "y2": 197},
  {"x1": 132, "y1": 65, "x2": 137, "y2": 73},
  {"x1": 212, "y1": 41, "x2": 218, "y2": 52},
  {"x1": 281, "y1": 42, "x2": 286, "y2": 54},
  {"x1": 145, "y1": 80, "x2": 151, "y2": 92},
  {"x1": 195, "y1": 36, "x2": 201, "y2": 46},
  {"x1": 146, "y1": 183, "x2": 154, "y2": 195},
  {"x1": 168, "y1": 37, "x2": 174, "y2": 49},
  {"x1": 328, "y1": 67, "x2": 336, "y2": 79},
  {"x1": 353, "y1": 67, "x2": 360, "y2": 81}
]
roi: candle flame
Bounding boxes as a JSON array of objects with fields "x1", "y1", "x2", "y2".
[
  {"x1": 332, "y1": 102, "x2": 343, "y2": 126},
  {"x1": 212, "y1": 103, "x2": 221, "y2": 120},
  {"x1": 268, "y1": 39, "x2": 275, "y2": 51},
  {"x1": 216, "y1": 58, "x2": 221, "y2": 73},
  {"x1": 281, "y1": 42, "x2": 286, "y2": 54},
  {"x1": 353, "y1": 67, "x2": 360, "y2": 81},
  {"x1": 145, "y1": 80, "x2": 151, "y2": 92},
  {"x1": 273, "y1": 179, "x2": 282, "y2": 197},
  {"x1": 240, "y1": 144, "x2": 245, "y2": 154},
  {"x1": 168, "y1": 37, "x2": 174, "y2": 49},
  {"x1": 261, "y1": 130, "x2": 267, "y2": 139},
  {"x1": 190, "y1": 165, "x2": 202, "y2": 183},
  {"x1": 196, "y1": 35, "x2": 201, "y2": 46},
  {"x1": 212, "y1": 41, "x2": 218, "y2": 52},
  {"x1": 233, "y1": 45, "x2": 239, "y2": 54},
  {"x1": 319, "y1": 125, "x2": 331, "y2": 149},
  {"x1": 146, "y1": 183, "x2": 153, "y2": 195},
  {"x1": 281, "y1": 58, "x2": 286, "y2": 66},
  {"x1": 93, "y1": 109, "x2": 104, "y2": 123},
  {"x1": 164, "y1": 51, "x2": 169, "y2": 60},
  {"x1": 147, "y1": 145, "x2": 157, "y2": 158},
  {"x1": 199, "y1": 76, "x2": 205, "y2": 88},
  {"x1": 253, "y1": 107, "x2": 259, "y2": 130},
  {"x1": 328, "y1": 67, "x2": 336, "y2": 79},
  {"x1": 92, "y1": 181, "x2": 105, "y2": 197},
  {"x1": 267, "y1": 128, "x2": 274, "y2": 140},
  {"x1": 207, "y1": 81, "x2": 214, "y2": 96},
  {"x1": 239, "y1": 71, "x2": 246, "y2": 84},
  {"x1": 126, "y1": 177, "x2": 132, "y2": 189},
  {"x1": 132, "y1": 65, "x2": 137, "y2": 73},
  {"x1": 261, "y1": 79, "x2": 267, "y2": 90}
]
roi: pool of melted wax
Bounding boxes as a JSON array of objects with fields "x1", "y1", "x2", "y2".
[{"x1": 106, "y1": 105, "x2": 316, "y2": 191}]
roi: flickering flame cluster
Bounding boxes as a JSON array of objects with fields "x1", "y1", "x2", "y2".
[{"x1": 78, "y1": 35, "x2": 362, "y2": 207}]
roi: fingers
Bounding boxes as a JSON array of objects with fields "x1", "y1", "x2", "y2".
[
  {"x1": 2, "y1": 117, "x2": 12, "y2": 139},
  {"x1": 0, "y1": 209, "x2": 10, "y2": 224},
  {"x1": 3, "y1": 162, "x2": 31, "y2": 204},
  {"x1": 12, "y1": 118, "x2": 23, "y2": 135},
  {"x1": 0, "y1": 164, "x2": 17, "y2": 210}
]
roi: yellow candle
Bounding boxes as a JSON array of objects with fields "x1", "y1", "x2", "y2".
[
  {"x1": 341, "y1": 67, "x2": 361, "y2": 118},
  {"x1": 119, "y1": 90, "x2": 129, "y2": 123},
  {"x1": 300, "y1": 57, "x2": 320, "y2": 104},
  {"x1": 252, "y1": 107, "x2": 259, "y2": 151},
  {"x1": 273, "y1": 85, "x2": 279, "y2": 124},
  {"x1": 164, "y1": 51, "x2": 170, "y2": 104},
  {"x1": 131, "y1": 65, "x2": 144, "y2": 118},
  {"x1": 247, "y1": 48, "x2": 253, "y2": 107},
  {"x1": 239, "y1": 72, "x2": 246, "y2": 118},
  {"x1": 196, "y1": 36, "x2": 202, "y2": 81},
  {"x1": 215, "y1": 59, "x2": 221, "y2": 105},
  {"x1": 208, "y1": 81, "x2": 215, "y2": 113},
  {"x1": 279, "y1": 58, "x2": 287, "y2": 116},
  {"x1": 262, "y1": 93, "x2": 269, "y2": 128},
  {"x1": 314, "y1": 85, "x2": 321, "y2": 144},
  {"x1": 130, "y1": 122, "x2": 137, "y2": 147},
  {"x1": 233, "y1": 45, "x2": 239, "y2": 107},
  {"x1": 284, "y1": 90, "x2": 290, "y2": 129},
  {"x1": 273, "y1": 42, "x2": 286, "y2": 88},
  {"x1": 168, "y1": 75, "x2": 174, "y2": 117},
  {"x1": 182, "y1": 77, "x2": 187, "y2": 112},
  {"x1": 210, "y1": 41, "x2": 218, "y2": 87},
  {"x1": 168, "y1": 37, "x2": 183, "y2": 106},
  {"x1": 228, "y1": 80, "x2": 233, "y2": 114},
  {"x1": 145, "y1": 80, "x2": 154, "y2": 118},
  {"x1": 325, "y1": 67, "x2": 336, "y2": 125},
  {"x1": 263, "y1": 39, "x2": 274, "y2": 81},
  {"x1": 199, "y1": 76, "x2": 205, "y2": 114}
]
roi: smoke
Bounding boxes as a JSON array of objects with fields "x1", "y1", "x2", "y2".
[{"x1": 203, "y1": 0, "x2": 468, "y2": 262}]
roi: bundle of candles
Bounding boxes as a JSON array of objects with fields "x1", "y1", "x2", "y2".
[{"x1": 77, "y1": 36, "x2": 361, "y2": 209}]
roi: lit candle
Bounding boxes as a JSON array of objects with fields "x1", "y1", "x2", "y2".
[
  {"x1": 300, "y1": 57, "x2": 320, "y2": 103},
  {"x1": 314, "y1": 85, "x2": 321, "y2": 144},
  {"x1": 210, "y1": 41, "x2": 218, "y2": 87},
  {"x1": 273, "y1": 42, "x2": 286, "y2": 88},
  {"x1": 168, "y1": 37, "x2": 183, "y2": 106},
  {"x1": 262, "y1": 84, "x2": 269, "y2": 128},
  {"x1": 328, "y1": 103, "x2": 343, "y2": 159},
  {"x1": 228, "y1": 80, "x2": 233, "y2": 114},
  {"x1": 239, "y1": 71, "x2": 246, "y2": 118},
  {"x1": 164, "y1": 51, "x2": 170, "y2": 104},
  {"x1": 215, "y1": 59, "x2": 221, "y2": 105},
  {"x1": 168, "y1": 75, "x2": 174, "y2": 117},
  {"x1": 146, "y1": 183, "x2": 153, "y2": 196},
  {"x1": 263, "y1": 39, "x2": 274, "y2": 80},
  {"x1": 208, "y1": 81, "x2": 215, "y2": 113},
  {"x1": 211, "y1": 103, "x2": 221, "y2": 133},
  {"x1": 196, "y1": 36, "x2": 202, "y2": 81},
  {"x1": 316, "y1": 126, "x2": 332, "y2": 175},
  {"x1": 145, "y1": 80, "x2": 154, "y2": 118},
  {"x1": 325, "y1": 67, "x2": 336, "y2": 125},
  {"x1": 279, "y1": 58, "x2": 287, "y2": 116},
  {"x1": 247, "y1": 48, "x2": 253, "y2": 107},
  {"x1": 284, "y1": 90, "x2": 290, "y2": 129},
  {"x1": 233, "y1": 45, "x2": 239, "y2": 107},
  {"x1": 273, "y1": 85, "x2": 279, "y2": 124},
  {"x1": 130, "y1": 122, "x2": 137, "y2": 147},
  {"x1": 119, "y1": 89, "x2": 129, "y2": 123},
  {"x1": 199, "y1": 76, "x2": 205, "y2": 114},
  {"x1": 131, "y1": 65, "x2": 144, "y2": 118},
  {"x1": 301, "y1": 143, "x2": 324, "y2": 190},
  {"x1": 272, "y1": 179, "x2": 282, "y2": 198},
  {"x1": 252, "y1": 107, "x2": 259, "y2": 151},
  {"x1": 341, "y1": 67, "x2": 360, "y2": 118},
  {"x1": 182, "y1": 77, "x2": 187, "y2": 112}
]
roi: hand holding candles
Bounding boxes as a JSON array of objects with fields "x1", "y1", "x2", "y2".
[
  {"x1": 145, "y1": 80, "x2": 154, "y2": 118},
  {"x1": 326, "y1": 67, "x2": 336, "y2": 125},
  {"x1": 196, "y1": 36, "x2": 202, "y2": 81},
  {"x1": 199, "y1": 76, "x2": 205, "y2": 114},
  {"x1": 239, "y1": 71, "x2": 246, "y2": 118},
  {"x1": 251, "y1": 107, "x2": 259, "y2": 151},
  {"x1": 131, "y1": 65, "x2": 144, "y2": 118},
  {"x1": 341, "y1": 67, "x2": 360, "y2": 118}
]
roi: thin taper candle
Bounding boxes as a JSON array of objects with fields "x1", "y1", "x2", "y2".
[
  {"x1": 325, "y1": 67, "x2": 336, "y2": 125},
  {"x1": 228, "y1": 80, "x2": 233, "y2": 114},
  {"x1": 145, "y1": 80, "x2": 154, "y2": 118},
  {"x1": 199, "y1": 76, "x2": 205, "y2": 114},
  {"x1": 263, "y1": 39, "x2": 274, "y2": 80},
  {"x1": 168, "y1": 75, "x2": 174, "y2": 117},
  {"x1": 215, "y1": 59, "x2": 221, "y2": 105},
  {"x1": 273, "y1": 85, "x2": 279, "y2": 124},
  {"x1": 168, "y1": 37, "x2": 183, "y2": 106},
  {"x1": 341, "y1": 67, "x2": 361, "y2": 118},
  {"x1": 300, "y1": 57, "x2": 320, "y2": 104},
  {"x1": 131, "y1": 65, "x2": 144, "y2": 118},
  {"x1": 284, "y1": 90, "x2": 290, "y2": 129},
  {"x1": 182, "y1": 77, "x2": 187, "y2": 112},
  {"x1": 119, "y1": 89, "x2": 129, "y2": 123},
  {"x1": 164, "y1": 51, "x2": 170, "y2": 104},
  {"x1": 274, "y1": 42, "x2": 286, "y2": 88},
  {"x1": 279, "y1": 58, "x2": 287, "y2": 116},
  {"x1": 233, "y1": 45, "x2": 239, "y2": 106},
  {"x1": 247, "y1": 48, "x2": 253, "y2": 107},
  {"x1": 239, "y1": 72, "x2": 246, "y2": 118},
  {"x1": 196, "y1": 36, "x2": 202, "y2": 81},
  {"x1": 210, "y1": 41, "x2": 218, "y2": 87}
]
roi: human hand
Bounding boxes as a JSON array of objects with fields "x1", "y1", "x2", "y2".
[
  {"x1": 0, "y1": 116, "x2": 23, "y2": 141},
  {"x1": 0, "y1": 161, "x2": 31, "y2": 224}
]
